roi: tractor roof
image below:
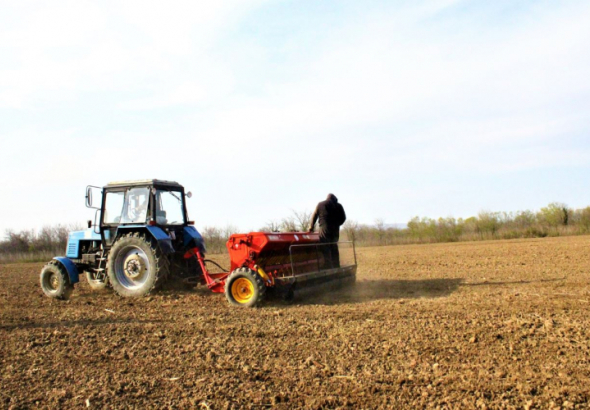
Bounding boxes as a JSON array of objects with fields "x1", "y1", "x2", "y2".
[{"x1": 105, "y1": 179, "x2": 183, "y2": 189}]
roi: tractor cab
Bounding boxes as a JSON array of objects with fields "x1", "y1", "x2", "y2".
[
  {"x1": 87, "y1": 179, "x2": 204, "y2": 255},
  {"x1": 99, "y1": 179, "x2": 188, "y2": 231}
]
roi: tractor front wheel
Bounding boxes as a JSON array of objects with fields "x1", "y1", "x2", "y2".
[
  {"x1": 225, "y1": 267, "x2": 266, "y2": 307},
  {"x1": 40, "y1": 261, "x2": 73, "y2": 300},
  {"x1": 107, "y1": 233, "x2": 168, "y2": 297}
]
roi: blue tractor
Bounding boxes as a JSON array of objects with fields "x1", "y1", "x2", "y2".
[{"x1": 39, "y1": 179, "x2": 206, "y2": 299}]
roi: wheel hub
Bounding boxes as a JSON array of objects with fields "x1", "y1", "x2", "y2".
[
  {"x1": 231, "y1": 278, "x2": 254, "y2": 303},
  {"x1": 124, "y1": 254, "x2": 146, "y2": 279},
  {"x1": 49, "y1": 273, "x2": 59, "y2": 290}
]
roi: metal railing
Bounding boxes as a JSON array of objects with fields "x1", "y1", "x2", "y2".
[{"x1": 288, "y1": 241, "x2": 356, "y2": 277}]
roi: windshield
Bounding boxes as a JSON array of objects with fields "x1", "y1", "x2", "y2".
[
  {"x1": 155, "y1": 190, "x2": 185, "y2": 225},
  {"x1": 120, "y1": 187, "x2": 150, "y2": 224}
]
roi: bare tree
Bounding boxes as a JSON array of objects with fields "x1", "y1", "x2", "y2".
[
  {"x1": 342, "y1": 220, "x2": 359, "y2": 241},
  {"x1": 292, "y1": 209, "x2": 312, "y2": 231},
  {"x1": 280, "y1": 216, "x2": 298, "y2": 232},
  {"x1": 260, "y1": 220, "x2": 281, "y2": 232}
]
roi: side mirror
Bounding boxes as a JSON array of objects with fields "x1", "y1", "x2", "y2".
[
  {"x1": 186, "y1": 191, "x2": 193, "y2": 199},
  {"x1": 87, "y1": 220, "x2": 92, "y2": 229},
  {"x1": 86, "y1": 185, "x2": 102, "y2": 210}
]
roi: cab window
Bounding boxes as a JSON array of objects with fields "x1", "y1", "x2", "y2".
[
  {"x1": 103, "y1": 191, "x2": 125, "y2": 224},
  {"x1": 155, "y1": 190, "x2": 184, "y2": 225}
]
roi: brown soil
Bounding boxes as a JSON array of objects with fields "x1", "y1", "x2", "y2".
[{"x1": 1, "y1": 236, "x2": 590, "y2": 409}]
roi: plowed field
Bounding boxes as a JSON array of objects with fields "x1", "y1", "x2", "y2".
[{"x1": 1, "y1": 236, "x2": 590, "y2": 409}]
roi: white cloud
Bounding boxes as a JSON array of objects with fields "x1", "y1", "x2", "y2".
[{"x1": 0, "y1": 0, "x2": 273, "y2": 109}]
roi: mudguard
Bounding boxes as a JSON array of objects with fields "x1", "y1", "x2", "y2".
[
  {"x1": 53, "y1": 257, "x2": 80, "y2": 284},
  {"x1": 116, "y1": 225, "x2": 175, "y2": 254},
  {"x1": 184, "y1": 226, "x2": 207, "y2": 254},
  {"x1": 146, "y1": 226, "x2": 175, "y2": 254}
]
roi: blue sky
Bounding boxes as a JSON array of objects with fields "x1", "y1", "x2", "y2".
[{"x1": 1, "y1": 0, "x2": 589, "y2": 234}]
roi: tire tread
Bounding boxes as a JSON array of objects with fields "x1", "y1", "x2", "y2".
[
  {"x1": 224, "y1": 267, "x2": 266, "y2": 307},
  {"x1": 40, "y1": 260, "x2": 73, "y2": 300}
]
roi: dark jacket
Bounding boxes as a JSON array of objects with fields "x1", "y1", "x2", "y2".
[{"x1": 309, "y1": 194, "x2": 346, "y2": 241}]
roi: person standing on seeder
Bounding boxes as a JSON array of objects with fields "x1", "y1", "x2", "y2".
[{"x1": 308, "y1": 193, "x2": 346, "y2": 269}]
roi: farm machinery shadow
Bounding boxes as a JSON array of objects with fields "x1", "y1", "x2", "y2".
[
  {"x1": 461, "y1": 277, "x2": 565, "y2": 287},
  {"x1": 293, "y1": 278, "x2": 465, "y2": 306},
  {"x1": 294, "y1": 275, "x2": 567, "y2": 306}
]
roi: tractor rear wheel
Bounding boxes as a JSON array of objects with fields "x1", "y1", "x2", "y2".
[
  {"x1": 40, "y1": 261, "x2": 73, "y2": 300},
  {"x1": 225, "y1": 267, "x2": 266, "y2": 307},
  {"x1": 107, "y1": 233, "x2": 169, "y2": 297},
  {"x1": 85, "y1": 271, "x2": 108, "y2": 291}
]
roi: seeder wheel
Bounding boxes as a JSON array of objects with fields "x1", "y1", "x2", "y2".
[{"x1": 224, "y1": 267, "x2": 266, "y2": 307}]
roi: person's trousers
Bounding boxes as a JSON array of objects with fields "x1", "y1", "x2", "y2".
[{"x1": 319, "y1": 233, "x2": 340, "y2": 269}]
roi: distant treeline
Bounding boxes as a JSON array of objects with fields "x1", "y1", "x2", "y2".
[
  {"x1": 1, "y1": 203, "x2": 589, "y2": 262},
  {"x1": 342, "y1": 202, "x2": 590, "y2": 246},
  {"x1": 0, "y1": 224, "x2": 81, "y2": 263}
]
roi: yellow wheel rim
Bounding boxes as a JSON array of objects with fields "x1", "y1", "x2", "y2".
[{"x1": 231, "y1": 278, "x2": 255, "y2": 304}]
